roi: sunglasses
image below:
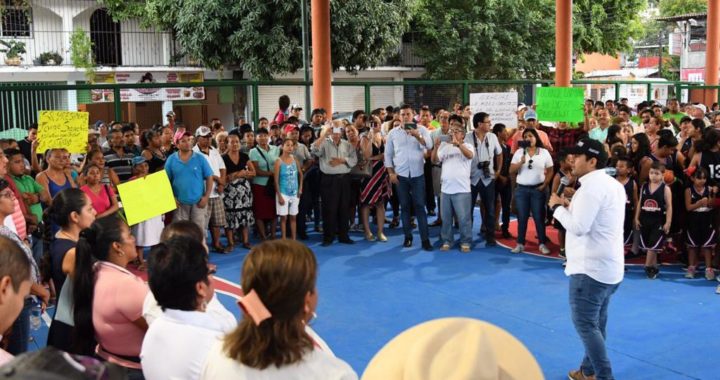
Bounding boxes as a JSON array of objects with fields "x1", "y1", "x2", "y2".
[{"x1": 528, "y1": 159, "x2": 534, "y2": 170}]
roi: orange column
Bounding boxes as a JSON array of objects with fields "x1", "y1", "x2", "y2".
[
  {"x1": 311, "y1": 0, "x2": 332, "y2": 116},
  {"x1": 705, "y1": 0, "x2": 720, "y2": 106},
  {"x1": 555, "y1": 0, "x2": 573, "y2": 87}
]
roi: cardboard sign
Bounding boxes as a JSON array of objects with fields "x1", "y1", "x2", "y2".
[
  {"x1": 535, "y1": 87, "x2": 585, "y2": 123},
  {"x1": 117, "y1": 171, "x2": 177, "y2": 226},
  {"x1": 37, "y1": 111, "x2": 89, "y2": 153},
  {"x1": 470, "y1": 92, "x2": 518, "y2": 128}
]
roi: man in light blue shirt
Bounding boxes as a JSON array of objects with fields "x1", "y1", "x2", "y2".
[
  {"x1": 588, "y1": 108, "x2": 611, "y2": 142},
  {"x1": 385, "y1": 104, "x2": 434, "y2": 251}
]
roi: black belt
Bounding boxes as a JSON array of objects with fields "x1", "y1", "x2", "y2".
[
  {"x1": 323, "y1": 173, "x2": 348, "y2": 177},
  {"x1": 517, "y1": 183, "x2": 543, "y2": 188}
]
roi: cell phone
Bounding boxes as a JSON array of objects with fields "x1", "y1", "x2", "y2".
[
  {"x1": 404, "y1": 123, "x2": 417, "y2": 130},
  {"x1": 517, "y1": 140, "x2": 531, "y2": 149},
  {"x1": 438, "y1": 134, "x2": 451, "y2": 143},
  {"x1": 332, "y1": 127, "x2": 343, "y2": 134}
]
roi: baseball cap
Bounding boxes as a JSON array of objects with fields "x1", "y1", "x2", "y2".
[
  {"x1": 131, "y1": 156, "x2": 147, "y2": 167},
  {"x1": 523, "y1": 109, "x2": 537, "y2": 121},
  {"x1": 194, "y1": 126, "x2": 212, "y2": 137},
  {"x1": 517, "y1": 103, "x2": 528, "y2": 111},
  {"x1": 283, "y1": 124, "x2": 299, "y2": 135},
  {"x1": 166, "y1": 111, "x2": 175, "y2": 117},
  {"x1": 564, "y1": 138, "x2": 608, "y2": 163},
  {"x1": 290, "y1": 104, "x2": 303, "y2": 111}
]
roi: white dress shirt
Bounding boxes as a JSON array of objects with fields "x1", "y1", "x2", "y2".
[
  {"x1": 553, "y1": 169, "x2": 626, "y2": 284},
  {"x1": 141, "y1": 308, "x2": 228, "y2": 380},
  {"x1": 143, "y1": 292, "x2": 237, "y2": 333},
  {"x1": 384, "y1": 126, "x2": 433, "y2": 178}
]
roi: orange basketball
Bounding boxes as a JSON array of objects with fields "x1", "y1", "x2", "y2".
[{"x1": 663, "y1": 169, "x2": 675, "y2": 185}]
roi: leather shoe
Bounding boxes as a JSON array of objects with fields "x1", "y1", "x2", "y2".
[
  {"x1": 320, "y1": 240, "x2": 333, "y2": 247},
  {"x1": 429, "y1": 219, "x2": 442, "y2": 227},
  {"x1": 338, "y1": 237, "x2": 355, "y2": 245},
  {"x1": 485, "y1": 238, "x2": 497, "y2": 247},
  {"x1": 501, "y1": 230, "x2": 512, "y2": 239},
  {"x1": 403, "y1": 237, "x2": 413, "y2": 247},
  {"x1": 422, "y1": 239, "x2": 433, "y2": 251}
]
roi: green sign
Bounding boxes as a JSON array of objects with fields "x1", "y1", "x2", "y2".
[{"x1": 536, "y1": 87, "x2": 584, "y2": 123}]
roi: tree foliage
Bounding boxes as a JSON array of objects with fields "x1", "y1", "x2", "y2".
[
  {"x1": 413, "y1": 0, "x2": 646, "y2": 80},
  {"x1": 98, "y1": 0, "x2": 410, "y2": 79},
  {"x1": 658, "y1": 0, "x2": 706, "y2": 17}
]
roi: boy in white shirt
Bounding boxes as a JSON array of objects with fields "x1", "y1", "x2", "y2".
[{"x1": 432, "y1": 115, "x2": 475, "y2": 252}]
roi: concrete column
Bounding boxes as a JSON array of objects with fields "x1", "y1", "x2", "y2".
[
  {"x1": 311, "y1": 0, "x2": 332, "y2": 115},
  {"x1": 555, "y1": 0, "x2": 573, "y2": 87},
  {"x1": 705, "y1": 0, "x2": 720, "y2": 105},
  {"x1": 67, "y1": 80, "x2": 78, "y2": 111},
  {"x1": 161, "y1": 101, "x2": 173, "y2": 123}
]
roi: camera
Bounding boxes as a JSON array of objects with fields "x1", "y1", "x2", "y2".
[
  {"x1": 477, "y1": 161, "x2": 491, "y2": 177},
  {"x1": 517, "y1": 140, "x2": 531, "y2": 149}
]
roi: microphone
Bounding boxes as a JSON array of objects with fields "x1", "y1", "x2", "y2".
[{"x1": 557, "y1": 176, "x2": 570, "y2": 196}]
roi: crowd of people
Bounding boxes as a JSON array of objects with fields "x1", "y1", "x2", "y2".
[{"x1": 0, "y1": 92, "x2": 718, "y2": 378}]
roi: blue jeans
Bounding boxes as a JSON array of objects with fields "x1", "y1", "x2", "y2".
[
  {"x1": 397, "y1": 175, "x2": 429, "y2": 241},
  {"x1": 471, "y1": 179, "x2": 496, "y2": 240},
  {"x1": 7, "y1": 297, "x2": 31, "y2": 355},
  {"x1": 440, "y1": 192, "x2": 472, "y2": 246},
  {"x1": 515, "y1": 185, "x2": 547, "y2": 245},
  {"x1": 569, "y1": 274, "x2": 620, "y2": 380}
]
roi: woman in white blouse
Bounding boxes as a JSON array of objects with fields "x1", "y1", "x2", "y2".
[
  {"x1": 201, "y1": 240, "x2": 357, "y2": 380},
  {"x1": 509, "y1": 128, "x2": 554, "y2": 255}
]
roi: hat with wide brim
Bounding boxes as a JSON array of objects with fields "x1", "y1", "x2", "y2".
[{"x1": 362, "y1": 318, "x2": 544, "y2": 380}]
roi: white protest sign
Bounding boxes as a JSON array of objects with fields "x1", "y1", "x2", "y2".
[{"x1": 469, "y1": 92, "x2": 518, "y2": 129}]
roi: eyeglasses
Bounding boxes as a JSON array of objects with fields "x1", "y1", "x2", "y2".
[{"x1": 0, "y1": 190, "x2": 14, "y2": 199}]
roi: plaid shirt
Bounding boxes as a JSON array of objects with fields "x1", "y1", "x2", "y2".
[{"x1": 539, "y1": 126, "x2": 587, "y2": 160}]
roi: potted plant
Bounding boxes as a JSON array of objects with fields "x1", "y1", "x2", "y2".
[
  {"x1": 0, "y1": 40, "x2": 26, "y2": 66},
  {"x1": 39, "y1": 51, "x2": 63, "y2": 65}
]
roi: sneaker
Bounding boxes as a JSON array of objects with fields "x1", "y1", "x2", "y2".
[
  {"x1": 539, "y1": 244, "x2": 551, "y2": 255},
  {"x1": 511, "y1": 244, "x2": 524, "y2": 254},
  {"x1": 440, "y1": 243, "x2": 450, "y2": 251},
  {"x1": 568, "y1": 369, "x2": 596, "y2": 380},
  {"x1": 460, "y1": 244, "x2": 471, "y2": 253},
  {"x1": 685, "y1": 266, "x2": 696, "y2": 279},
  {"x1": 706, "y1": 267, "x2": 716, "y2": 281},
  {"x1": 645, "y1": 266, "x2": 658, "y2": 279}
]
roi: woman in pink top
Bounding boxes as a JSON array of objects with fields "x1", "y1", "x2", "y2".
[
  {"x1": 80, "y1": 164, "x2": 119, "y2": 218},
  {"x1": 73, "y1": 213, "x2": 149, "y2": 378}
]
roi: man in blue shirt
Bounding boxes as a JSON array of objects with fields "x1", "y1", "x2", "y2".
[
  {"x1": 385, "y1": 104, "x2": 434, "y2": 251},
  {"x1": 165, "y1": 132, "x2": 214, "y2": 238}
]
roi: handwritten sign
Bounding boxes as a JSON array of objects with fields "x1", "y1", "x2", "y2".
[
  {"x1": 117, "y1": 171, "x2": 177, "y2": 226},
  {"x1": 536, "y1": 87, "x2": 584, "y2": 123},
  {"x1": 470, "y1": 92, "x2": 518, "y2": 129},
  {"x1": 37, "y1": 111, "x2": 89, "y2": 154}
]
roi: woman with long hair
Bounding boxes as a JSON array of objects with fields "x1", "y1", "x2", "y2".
[
  {"x1": 509, "y1": 128, "x2": 554, "y2": 255},
  {"x1": 140, "y1": 129, "x2": 167, "y2": 174},
  {"x1": 77, "y1": 148, "x2": 120, "y2": 189},
  {"x1": 630, "y1": 133, "x2": 653, "y2": 182},
  {"x1": 249, "y1": 128, "x2": 279, "y2": 240},
  {"x1": 36, "y1": 148, "x2": 76, "y2": 202},
  {"x1": 73, "y1": 214, "x2": 149, "y2": 378},
  {"x1": 359, "y1": 120, "x2": 391, "y2": 242},
  {"x1": 44, "y1": 188, "x2": 96, "y2": 353},
  {"x1": 222, "y1": 133, "x2": 256, "y2": 250},
  {"x1": 80, "y1": 164, "x2": 119, "y2": 218},
  {"x1": 201, "y1": 240, "x2": 356, "y2": 379}
]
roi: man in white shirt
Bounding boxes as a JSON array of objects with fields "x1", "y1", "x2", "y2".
[
  {"x1": 193, "y1": 126, "x2": 228, "y2": 253},
  {"x1": 549, "y1": 139, "x2": 625, "y2": 380},
  {"x1": 433, "y1": 115, "x2": 474, "y2": 252}
]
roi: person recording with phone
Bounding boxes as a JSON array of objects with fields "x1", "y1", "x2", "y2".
[
  {"x1": 385, "y1": 104, "x2": 434, "y2": 251},
  {"x1": 465, "y1": 112, "x2": 503, "y2": 247},
  {"x1": 509, "y1": 128, "x2": 554, "y2": 255},
  {"x1": 311, "y1": 121, "x2": 357, "y2": 246}
]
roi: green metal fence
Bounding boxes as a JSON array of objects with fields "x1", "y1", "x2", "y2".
[{"x1": 0, "y1": 79, "x2": 699, "y2": 131}]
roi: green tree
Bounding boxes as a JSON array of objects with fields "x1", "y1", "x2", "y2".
[
  {"x1": 98, "y1": 0, "x2": 410, "y2": 79},
  {"x1": 658, "y1": 0, "x2": 706, "y2": 17},
  {"x1": 413, "y1": 0, "x2": 646, "y2": 80}
]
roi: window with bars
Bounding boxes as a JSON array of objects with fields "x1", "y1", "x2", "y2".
[{"x1": 1, "y1": 0, "x2": 32, "y2": 38}]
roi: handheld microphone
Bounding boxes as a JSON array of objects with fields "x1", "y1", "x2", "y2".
[{"x1": 557, "y1": 176, "x2": 570, "y2": 196}]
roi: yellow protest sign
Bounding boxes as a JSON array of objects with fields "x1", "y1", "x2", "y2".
[
  {"x1": 117, "y1": 171, "x2": 177, "y2": 226},
  {"x1": 37, "y1": 111, "x2": 89, "y2": 154}
]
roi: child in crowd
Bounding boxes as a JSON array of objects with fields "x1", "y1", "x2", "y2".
[
  {"x1": 615, "y1": 157, "x2": 638, "y2": 253},
  {"x1": 550, "y1": 152, "x2": 576, "y2": 257},
  {"x1": 274, "y1": 139, "x2": 303, "y2": 240},
  {"x1": 129, "y1": 156, "x2": 163, "y2": 270},
  {"x1": 684, "y1": 168, "x2": 716, "y2": 280},
  {"x1": 635, "y1": 161, "x2": 672, "y2": 279}
]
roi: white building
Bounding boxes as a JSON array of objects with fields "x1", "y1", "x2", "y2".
[{"x1": 0, "y1": 0, "x2": 426, "y2": 130}]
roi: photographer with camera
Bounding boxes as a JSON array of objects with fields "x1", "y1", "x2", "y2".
[
  {"x1": 465, "y1": 112, "x2": 503, "y2": 247},
  {"x1": 509, "y1": 128, "x2": 554, "y2": 255}
]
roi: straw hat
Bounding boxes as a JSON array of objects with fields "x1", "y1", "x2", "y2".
[{"x1": 362, "y1": 318, "x2": 544, "y2": 380}]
